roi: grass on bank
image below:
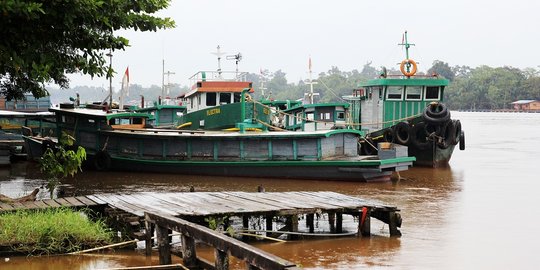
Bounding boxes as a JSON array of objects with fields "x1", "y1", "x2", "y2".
[{"x1": 0, "y1": 208, "x2": 113, "y2": 255}]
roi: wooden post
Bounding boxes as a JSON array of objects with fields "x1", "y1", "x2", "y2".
[
  {"x1": 388, "y1": 212, "x2": 402, "y2": 237},
  {"x1": 156, "y1": 225, "x2": 171, "y2": 265},
  {"x1": 336, "y1": 213, "x2": 343, "y2": 233},
  {"x1": 359, "y1": 208, "x2": 371, "y2": 237},
  {"x1": 215, "y1": 248, "x2": 229, "y2": 270},
  {"x1": 265, "y1": 214, "x2": 273, "y2": 237},
  {"x1": 242, "y1": 215, "x2": 250, "y2": 241},
  {"x1": 328, "y1": 212, "x2": 336, "y2": 233},
  {"x1": 286, "y1": 215, "x2": 298, "y2": 240},
  {"x1": 181, "y1": 233, "x2": 197, "y2": 268},
  {"x1": 145, "y1": 220, "x2": 155, "y2": 256},
  {"x1": 306, "y1": 213, "x2": 314, "y2": 233}
]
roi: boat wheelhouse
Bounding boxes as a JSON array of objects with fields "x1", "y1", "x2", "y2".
[
  {"x1": 344, "y1": 31, "x2": 464, "y2": 167},
  {"x1": 176, "y1": 71, "x2": 271, "y2": 131}
]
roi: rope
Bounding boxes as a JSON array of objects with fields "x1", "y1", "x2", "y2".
[
  {"x1": 238, "y1": 229, "x2": 357, "y2": 237},
  {"x1": 317, "y1": 78, "x2": 347, "y2": 102}
]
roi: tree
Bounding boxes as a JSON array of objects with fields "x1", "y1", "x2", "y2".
[
  {"x1": 0, "y1": 0, "x2": 175, "y2": 100},
  {"x1": 39, "y1": 132, "x2": 86, "y2": 198},
  {"x1": 428, "y1": 60, "x2": 455, "y2": 81}
]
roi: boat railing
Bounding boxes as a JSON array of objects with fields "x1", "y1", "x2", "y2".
[
  {"x1": 383, "y1": 74, "x2": 442, "y2": 79},
  {"x1": 189, "y1": 71, "x2": 248, "y2": 84}
]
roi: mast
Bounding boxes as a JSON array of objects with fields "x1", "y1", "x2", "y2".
[
  {"x1": 211, "y1": 45, "x2": 226, "y2": 78},
  {"x1": 306, "y1": 57, "x2": 318, "y2": 104},
  {"x1": 398, "y1": 31, "x2": 416, "y2": 73}
]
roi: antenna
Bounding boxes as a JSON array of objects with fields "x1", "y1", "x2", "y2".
[
  {"x1": 259, "y1": 69, "x2": 267, "y2": 98},
  {"x1": 226, "y1": 53, "x2": 243, "y2": 76},
  {"x1": 211, "y1": 45, "x2": 226, "y2": 77},
  {"x1": 305, "y1": 56, "x2": 319, "y2": 104}
]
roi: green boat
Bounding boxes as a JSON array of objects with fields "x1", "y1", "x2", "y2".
[
  {"x1": 23, "y1": 106, "x2": 415, "y2": 182},
  {"x1": 343, "y1": 32, "x2": 465, "y2": 167}
]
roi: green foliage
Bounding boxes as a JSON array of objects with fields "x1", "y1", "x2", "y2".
[
  {"x1": 205, "y1": 216, "x2": 235, "y2": 237},
  {"x1": 0, "y1": 0, "x2": 175, "y2": 100},
  {"x1": 0, "y1": 208, "x2": 112, "y2": 255},
  {"x1": 39, "y1": 132, "x2": 87, "y2": 197}
]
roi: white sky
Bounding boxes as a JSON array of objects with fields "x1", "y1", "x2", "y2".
[{"x1": 67, "y1": 0, "x2": 540, "y2": 89}]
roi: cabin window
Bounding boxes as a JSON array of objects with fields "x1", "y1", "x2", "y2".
[
  {"x1": 132, "y1": 118, "x2": 143, "y2": 125},
  {"x1": 234, "y1": 93, "x2": 241, "y2": 103},
  {"x1": 296, "y1": 112, "x2": 302, "y2": 125},
  {"x1": 190, "y1": 97, "x2": 194, "y2": 109},
  {"x1": 405, "y1": 86, "x2": 423, "y2": 100},
  {"x1": 425, "y1": 86, "x2": 440, "y2": 100},
  {"x1": 219, "y1": 93, "x2": 231, "y2": 104},
  {"x1": 206, "y1": 92, "x2": 217, "y2": 106},
  {"x1": 386, "y1": 86, "x2": 404, "y2": 100},
  {"x1": 336, "y1": 111, "x2": 345, "y2": 120},
  {"x1": 306, "y1": 112, "x2": 314, "y2": 121},
  {"x1": 197, "y1": 95, "x2": 201, "y2": 106},
  {"x1": 319, "y1": 112, "x2": 332, "y2": 120}
]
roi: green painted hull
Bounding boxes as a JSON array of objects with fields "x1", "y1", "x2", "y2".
[{"x1": 178, "y1": 102, "x2": 271, "y2": 130}]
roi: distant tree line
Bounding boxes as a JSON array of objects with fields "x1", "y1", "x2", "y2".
[
  {"x1": 245, "y1": 61, "x2": 540, "y2": 110},
  {"x1": 50, "y1": 61, "x2": 540, "y2": 111}
]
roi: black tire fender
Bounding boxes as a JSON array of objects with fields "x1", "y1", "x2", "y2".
[
  {"x1": 451, "y1": 120, "x2": 462, "y2": 145},
  {"x1": 459, "y1": 130, "x2": 466, "y2": 150},
  {"x1": 438, "y1": 120, "x2": 455, "y2": 149},
  {"x1": 361, "y1": 138, "x2": 378, "y2": 155},
  {"x1": 393, "y1": 122, "x2": 410, "y2": 145},
  {"x1": 383, "y1": 128, "x2": 395, "y2": 143}
]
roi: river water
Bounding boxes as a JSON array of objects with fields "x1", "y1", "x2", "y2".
[{"x1": 1, "y1": 111, "x2": 539, "y2": 269}]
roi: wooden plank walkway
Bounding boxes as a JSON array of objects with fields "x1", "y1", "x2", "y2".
[
  {"x1": 84, "y1": 191, "x2": 397, "y2": 218},
  {"x1": 0, "y1": 191, "x2": 402, "y2": 237}
]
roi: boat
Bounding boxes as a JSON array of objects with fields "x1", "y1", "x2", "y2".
[
  {"x1": 0, "y1": 110, "x2": 55, "y2": 164},
  {"x1": 343, "y1": 32, "x2": 465, "y2": 167},
  {"x1": 23, "y1": 105, "x2": 415, "y2": 182}
]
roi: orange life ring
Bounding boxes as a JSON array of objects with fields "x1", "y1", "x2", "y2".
[{"x1": 400, "y1": 59, "x2": 417, "y2": 77}]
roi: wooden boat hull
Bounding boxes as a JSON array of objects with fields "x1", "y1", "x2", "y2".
[{"x1": 93, "y1": 155, "x2": 411, "y2": 182}]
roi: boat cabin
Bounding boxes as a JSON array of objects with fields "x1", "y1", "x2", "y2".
[
  {"x1": 137, "y1": 103, "x2": 187, "y2": 128},
  {"x1": 345, "y1": 76, "x2": 448, "y2": 133},
  {"x1": 179, "y1": 71, "x2": 253, "y2": 112},
  {"x1": 282, "y1": 103, "x2": 349, "y2": 132}
]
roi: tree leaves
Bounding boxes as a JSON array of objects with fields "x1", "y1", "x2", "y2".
[{"x1": 0, "y1": 0, "x2": 175, "y2": 100}]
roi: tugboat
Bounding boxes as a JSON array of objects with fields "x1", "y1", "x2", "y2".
[{"x1": 344, "y1": 32, "x2": 465, "y2": 167}]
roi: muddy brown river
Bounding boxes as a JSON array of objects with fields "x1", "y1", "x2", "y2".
[{"x1": 1, "y1": 111, "x2": 539, "y2": 269}]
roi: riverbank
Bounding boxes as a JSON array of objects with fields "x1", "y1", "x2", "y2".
[{"x1": 0, "y1": 208, "x2": 112, "y2": 255}]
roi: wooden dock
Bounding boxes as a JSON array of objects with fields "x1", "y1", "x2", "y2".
[
  {"x1": 0, "y1": 191, "x2": 402, "y2": 269},
  {"x1": 0, "y1": 191, "x2": 402, "y2": 237}
]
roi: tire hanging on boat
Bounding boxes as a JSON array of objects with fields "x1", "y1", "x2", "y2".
[
  {"x1": 94, "y1": 150, "x2": 111, "y2": 171},
  {"x1": 459, "y1": 130, "x2": 466, "y2": 151},
  {"x1": 361, "y1": 138, "x2": 377, "y2": 155},
  {"x1": 393, "y1": 122, "x2": 410, "y2": 145},
  {"x1": 450, "y1": 119, "x2": 462, "y2": 145},
  {"x1": 438, "y1": 120, "x2": 455, "y2": 149},
  {"x1": 410, "y1": 122, "x2": 430, "y2": 150},
  {"x1": 423, "y1": 103, "x2": 450, "y2": 124},
  {"x1": 383, "y1": 128, "x2": 395, "y2": 143}
]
